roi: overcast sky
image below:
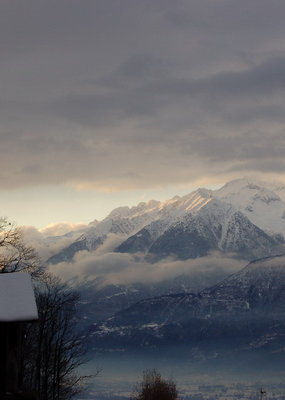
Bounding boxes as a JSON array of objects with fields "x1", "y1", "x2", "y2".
[{"x1": 1, "y1": 0, "x2": 285, "y2": 228}]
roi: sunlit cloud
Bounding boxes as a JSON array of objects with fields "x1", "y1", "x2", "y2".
[{"x1": 40, "y1": 222, "x2": 87, "y2": 237}]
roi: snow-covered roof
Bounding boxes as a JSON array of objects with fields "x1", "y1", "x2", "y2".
[{"x1": 0, "y1": 272, "x2": 38, "y2": 322}]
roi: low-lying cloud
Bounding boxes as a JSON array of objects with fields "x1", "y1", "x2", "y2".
[
  {"x1": 21, "y1": 224, "x2": 86, "y2": 261},
  {"x1": 49, "y1": 249, "x2": 246, "y2": 288}
]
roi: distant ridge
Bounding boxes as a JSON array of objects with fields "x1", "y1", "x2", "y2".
[{"x1": 90, "y1": 254, "x2": 285, "y2": 372}]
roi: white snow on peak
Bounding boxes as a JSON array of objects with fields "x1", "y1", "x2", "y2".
[
  {"x1": 158, "y1": 188, "x2": 212, "y2": 215},
  {"x1": 75, "y1": 177, "x2": 285, "y2": 247},
  {"x1": 215, "y1": 178, "x2": 280, "y2": 204},
  {"x1": 214, "y1": 178, "x2": 285, "y2": 236},
  {"x1": 107, "y1": 206, "x2": 133, "y2": 219},
  {"x1": 82, "y1": 199, "x2": 164, "y2": 243},
  {"x1": 106, "y1": 200, "x2": 161, "y2": 220},
  {"x1": 274, "y1": 186, "x2": 285, "y2": 203},
  {"x1": 104, "y1": 188, "x2": 214, "y2": 225}
]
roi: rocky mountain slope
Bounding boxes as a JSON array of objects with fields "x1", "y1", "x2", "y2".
[
  {"x1": 90, "y1": 255, "x2": 285, "y2": 370},
  {"x1": 75, "y1": 268, "x2": 231, "y2": 325},
  {"x1": 119, "y1": 201, "x2": 281, "y2": 260}
]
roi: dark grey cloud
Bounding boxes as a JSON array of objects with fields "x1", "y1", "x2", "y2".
[
  {"x1": 0, "y1": 0, "x2": 285, "y2": 190},
  {"x1": 51, "y1": 55, "x2": 285, "y2": 128}
]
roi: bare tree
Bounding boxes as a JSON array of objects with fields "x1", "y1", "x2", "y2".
[
  {"x1": 0, "y1": 217, "x2": 40, "y2": 276},
  {"x1": 22, "y1": 275, "x2": 89, "y2": 400},
  {"x1": 131, "y1": 369, "x2": 178, "y2": 400},
  {"x1": 0, "y1": 217, "x2": 89, "y2": 399}
]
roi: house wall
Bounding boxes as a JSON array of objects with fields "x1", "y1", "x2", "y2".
[{"x1": 0, "y1": 323, "x2": 20, "y2": 394}]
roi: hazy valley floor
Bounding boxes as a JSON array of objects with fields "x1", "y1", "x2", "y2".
[{"x1": 78, "y1": 353, "x2": 285, "y2": 400}]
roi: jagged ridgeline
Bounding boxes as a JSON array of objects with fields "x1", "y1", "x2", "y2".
[{"x1": 47, "y1": 178, "x2": 285, "y2": 265}]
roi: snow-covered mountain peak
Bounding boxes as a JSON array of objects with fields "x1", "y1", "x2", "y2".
[
  {"x1": 213, "y1": 178, "x2": 285, "y2": 236},
  {"x1": 86, "y1": 178, "x2": 285, "y2": 240},
  {"x1": 158, "y1": 188, "x2": 213, "y2": 216},
  {"x1": 197, "y1": 187, "x2": 213, "y2": 197},
  {"x1": 106, "y1": 206, "x2": 133, "y2": 219},
  {"x1": 84, "y1": 178, "x2": 285, "y2": 250},
  {"x1": 274, "y1": 186, "x2": 285, "y2": 203},
  {"x1": 216, "y1": 180, "x2": 281, "y2": 209},
  {"x1": 46, "y1": 177, "x2": 285, "y2": 265},
  {"x1": 216, "y1": 177, "x2": 262, "y2": 197},
  {"x1": 88, "y1": 219, "x2": 99, "y2": 227},
  {"x1": 106, "y1": 200, "x2": 161, "y2": 221},
  {"x1": 132, "y1": 200, "x2": 161, "y2": 215}
]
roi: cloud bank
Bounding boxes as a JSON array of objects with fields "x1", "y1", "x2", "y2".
[
  {"x1": 49, "y1": 249, "x2": 245, "y2": 288},
  {"x1": 0, "y1": 0, "x2": 285, "y2": 191},
  {"x1": 21, "y1": 224, "x2": 87, "y2": 261},
  {"x1": 40, "y1": 222, "x2": 87, "y2": 237}
]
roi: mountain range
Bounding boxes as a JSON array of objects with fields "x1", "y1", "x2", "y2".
[
  {"x1": 47, "y1": 178, "x2": 285, "y2": 265},
  {"x1": 43, "y1": 177, "x2": 285, "y2": 375},
  {"x1": 45, "y1": 177, "x2": 285, "y2": 325}
]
